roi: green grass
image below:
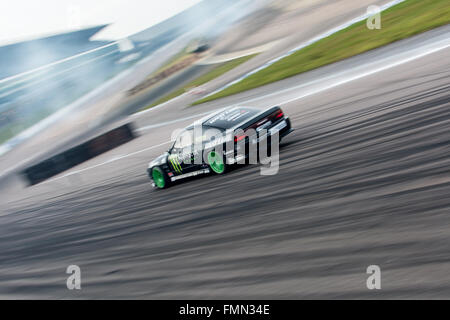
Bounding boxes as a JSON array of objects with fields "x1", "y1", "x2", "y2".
[
  {"x1": 153, "y1": 39, "x2": 203, "y2": 74},
  {"x1": 154, "y1": 49, "x2": 194, "y2": 75},
  {"x1": 193, "y1": 0, "x2": 450, "y2": 105},
  {"x1": 186, "y1": 54, "x2": 259, "y2": 88},
  {"x1": 139, "y1": 53, "x2": 258, "y2": 111}
]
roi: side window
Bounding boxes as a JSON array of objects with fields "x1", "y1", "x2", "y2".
[
  {"x1": 202, "y1": 127, "x2": 224, "y2": 146},
  {"x1": 174, "y1": 130, "x2": 194, "y2": 149},
  {"x1": 173, "y1": 136, "x2": 182, "y2": 149}
]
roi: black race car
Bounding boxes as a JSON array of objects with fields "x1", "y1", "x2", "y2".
[{"x1": 147, "y1": 106, "x2": 292, "y2": 188}]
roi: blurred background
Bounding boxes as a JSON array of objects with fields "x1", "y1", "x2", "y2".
[
  {"x1": 1, "y1": 0, "x2": 449, "y2": 299},
  {"x1": 0, "y1": 0, "x2": 265, "y2": 154}
]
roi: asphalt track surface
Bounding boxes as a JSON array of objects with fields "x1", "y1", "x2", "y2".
[{"x1": 1, "y1": 29, "x2": 450, "y2": 298}]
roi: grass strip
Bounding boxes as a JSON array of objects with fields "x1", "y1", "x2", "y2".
[
  {"x1": 193, "y1": 0, "x2": 450, "y2": 105},
  {"x1": 139, "y1": 53, "x2": 258, "y2": 111}
]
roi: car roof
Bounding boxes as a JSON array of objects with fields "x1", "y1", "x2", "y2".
[{"x1": 200, "y1": 106, "x2": 261, "y2": 130}]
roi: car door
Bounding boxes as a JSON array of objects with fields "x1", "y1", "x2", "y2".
[{"x1": 168, "y1": 129, "x2": 198, "y2": 175}]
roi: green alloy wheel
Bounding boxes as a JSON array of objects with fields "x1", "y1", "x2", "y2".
[
  {"x1": 208, "y1": 151, "x2": 226, "y2": 174},
  {"x1": 152, "y1": 167, "x2": 166, "y2": 188}
]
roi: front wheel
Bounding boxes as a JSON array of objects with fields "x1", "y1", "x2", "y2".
[
  {"x1": 207, "y1": 151, "x2": 227, "y2": 174},
  {"x1": 152, "y1": 166, "x2": 169, "y2": 189}
]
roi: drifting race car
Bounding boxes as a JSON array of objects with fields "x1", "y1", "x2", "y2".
[{"x1": 147, "y1": 106, "x2": 292, "y2": 189}]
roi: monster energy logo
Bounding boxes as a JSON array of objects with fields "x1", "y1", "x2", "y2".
[{"x1": 169, "y1": 155, "x2": 183, "y2": 173}]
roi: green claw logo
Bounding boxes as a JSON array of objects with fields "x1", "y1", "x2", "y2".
[{"x1": 169, "y1": 155, "x2": 182, "y2": 173}]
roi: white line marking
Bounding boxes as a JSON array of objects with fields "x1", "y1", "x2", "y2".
[
  {"x1": 42, "y1": 141, "x2": 171, "y2": 185},
  {"x1": 131, "y1": 91, "x2": 190, "y2": 117},
  {"x1": 136, "y1": 111, "x2": 212, "y2": 132}
]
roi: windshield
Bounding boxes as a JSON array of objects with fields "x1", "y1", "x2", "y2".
[
  {"x1": 172, "y1": 126, "x2": 225, "y2": 151},
  {"x1": 173, "y1": 129, "x2": 194, "y2": 149}
]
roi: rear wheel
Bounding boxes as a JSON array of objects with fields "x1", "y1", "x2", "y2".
[
  {"x1": 152, "y1": 167, "x2": 169, "y2": 189},
  {"x1": 207, "y1": 151, "x2": 226, "y2": 174}
]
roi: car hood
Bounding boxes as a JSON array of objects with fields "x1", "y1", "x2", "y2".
[{"x1": 148, "y1": 152, "x2": 168, "y2": 169}]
